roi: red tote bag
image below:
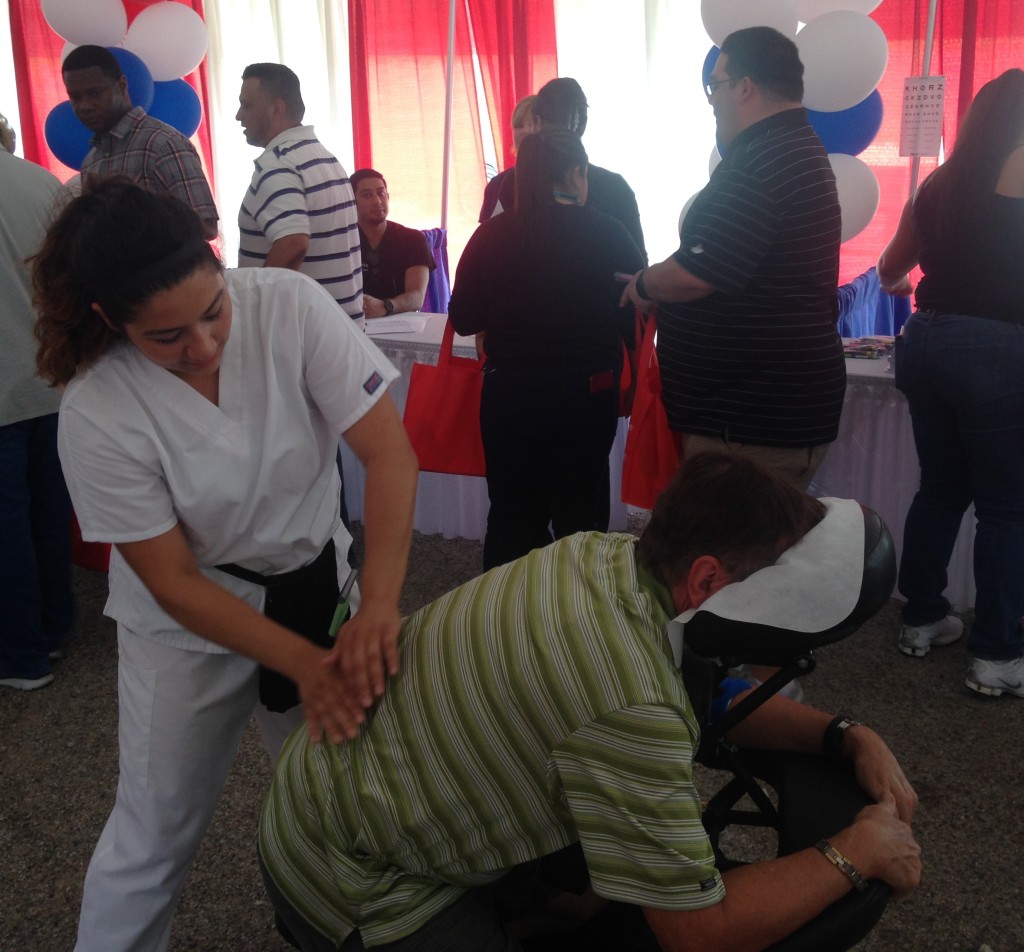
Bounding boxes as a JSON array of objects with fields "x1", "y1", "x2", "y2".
[
  {"x1": 621, "y1": 312, "x2": 682, "y2": 509},
  {"x1": 402, "y1": 319, "x2": 486, "y2": 477}
]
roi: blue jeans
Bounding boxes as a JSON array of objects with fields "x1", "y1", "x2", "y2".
[
  {"x1": 0, "y1": 414, "x2": 73, "y2": 679},
  {"x1": 895, "y1": 312, "x2": 1024, "y2": 660}
]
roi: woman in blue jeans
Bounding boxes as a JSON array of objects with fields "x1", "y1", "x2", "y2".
[{"x1": 878, "y1": 69, "x2": 1024, "y2": 697}]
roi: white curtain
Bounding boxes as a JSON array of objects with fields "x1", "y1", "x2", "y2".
[
  {"x1": 553, "y1": 0, "x2": 715, "y2": 263},
  {"x1": 204, "y1": 0, "x2": 353, "y2": 267},
  {"x1": 0, "y1": 0, "x2": 24, "y2": 156}
]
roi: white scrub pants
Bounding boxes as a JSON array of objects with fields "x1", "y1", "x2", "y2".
[{"x1": 74, "y1": 626, "x2": 304, "y2": 952}]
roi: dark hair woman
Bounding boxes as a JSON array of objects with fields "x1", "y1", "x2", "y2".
[
  {"x1": 877, "y1": 68, "x2": 1024, "y2": 696},
  {"x1": 449, "y1": 129, "x2": 644, "y2": 570},
  {"x1": 33, "y1": 179, "x2": 417, "y2": 949}
]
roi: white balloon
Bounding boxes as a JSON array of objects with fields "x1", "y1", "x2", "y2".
[
  {"x1": 678, "y1": 192, "x2": 702, "y2": 236},
  {"x1": 798, "y1": 12, "x2": 888, "y2": 111},
  {"x1": 796, "y1": 0, "x2": 881, "y2": 21},
  {"x1": 41, "y1": 0, "x2": 127, "y2": 46},
  {"x1": 829, "y1": 153, "x2": 879, "y2": 242},
  {"x1": 709, "y1": 145, "x2": 722, "y2": 178},
  {"x1": 701, "y1": 0, "x2": 799, "y2": 47},
  {"x1": 124, "y1": 3, "x2": 209, "y2": 82}
]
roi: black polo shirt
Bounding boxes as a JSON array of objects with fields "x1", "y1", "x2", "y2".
[
  {"x1": 657, "y1": 108, "x2": 845, "y2": 447},
  {"x1": 359, "y1": 220, "x2": 435, "y2": 300}
]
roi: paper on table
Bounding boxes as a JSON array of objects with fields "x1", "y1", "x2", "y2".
[{"x1": 365, "y1": 314, "x2": 429, "y2": 336}]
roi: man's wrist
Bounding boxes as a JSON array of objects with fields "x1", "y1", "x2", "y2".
[
  {"x1": 822, "y1": 715, "x2": 862, "y2": 758},
  {"x1": 815, "y1": 839, "x2": 869, "y2": 892},
  {"x1": 384, "y1": 298, "x2": 396, "y2": 315},
  {"x1": 635, "y1": 268, "x2": 651, "y2": 301}
]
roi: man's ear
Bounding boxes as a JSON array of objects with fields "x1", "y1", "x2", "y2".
[
  {"x1": 735, "y1": 76, "x2": 758, "y2": 105},
  {"x1": 670, "y1": 555, "x2": 731, "y2": 614},
  {"x1": 91, "y1": 302, "x2": 119, "y2": 333}
]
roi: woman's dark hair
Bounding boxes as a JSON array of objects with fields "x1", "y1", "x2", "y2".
[
  {"x1": 637, "y1": 452, "x2": 826, "y2": 588},
  {"x1": 33, "y1": 178, "x2": 221, "y2": 386},
  {"x1": 512, "y1": 129, "x2": 588, "y2": 240},
  {"x1": 921, "y1": 69, "x2": 1024, "y2": 244},
  {"x1": 533, "y1": 77, "x2": 588, "y2": 136}
]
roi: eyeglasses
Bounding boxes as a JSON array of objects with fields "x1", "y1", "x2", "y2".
[{"x1": 704, "y1": 78, "x2": 734, "y2": 98}]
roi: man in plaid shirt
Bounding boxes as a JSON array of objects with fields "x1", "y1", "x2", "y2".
[{"x1": 62, "y1": 45, "x2": 219, "y2": 240}]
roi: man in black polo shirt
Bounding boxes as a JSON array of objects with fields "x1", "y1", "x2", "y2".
[
  {"x1": 623, "y1": 26, "x2": 845, "y2": 491},
  {"x1": 352, "y1": 168, "x2": 436, "y2": 318}
]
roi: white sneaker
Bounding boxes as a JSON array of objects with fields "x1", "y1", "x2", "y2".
[
  {"x1": 898, "y1": 615, "x2": 964, "y2": 657},
  {"x1": 0, "y1": 672, "x2": 54, "y2": 691},
  {"x1": 966, "y1": 657, "x2": 1024, "y2": 697}
]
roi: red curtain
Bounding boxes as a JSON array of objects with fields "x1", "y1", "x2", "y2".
[
  {"x1": 839, "y1": 0, "x2": 1024, "y2": 282},
  {"x1": 467, "y1": 0, "x2": 557, "y2": 172},
  {"x1": 348, "y1": 0, "x2": 556, "y2": 268},
  {"x1": 7, "y1": 0, "x2": 215, "y2": 191}
]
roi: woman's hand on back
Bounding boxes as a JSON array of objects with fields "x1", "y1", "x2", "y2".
[
  {"x1": 327, "y1": 598, "x2": 403, "y2": 709},
  {"x1": 295, "y1": 642, "x2": 368, "y2": 744}
]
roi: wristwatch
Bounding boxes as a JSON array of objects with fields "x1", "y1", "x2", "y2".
[
  {"x1": 822, "y1": 715, "x2": 862, "y2": 758},
  {"x1": 384, "y1": 298, "x2": 396, "y2": 315}
]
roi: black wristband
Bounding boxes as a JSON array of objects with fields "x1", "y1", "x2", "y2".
[
  {"x1": 822, "y1": 715, "x2": 861, "y2": 758},
  {"x1": 635, "y1": 269, "x2": 651, "y2": 300}
]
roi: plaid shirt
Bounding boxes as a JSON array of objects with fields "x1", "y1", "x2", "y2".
[{"x1": 82, "y1": 107, "x2": 218, "y2": 226}]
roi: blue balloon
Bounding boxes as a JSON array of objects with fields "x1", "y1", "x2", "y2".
[
  {"x1": 109, "y1": 47, "x2": 154, "y2": 113},
  {"x1": 702, "y1": 45, "x2": 720, "y2": 92},
  {"x1": 149, "y1": 80, "x2": 202, "y2": 138},
  {"x1": 807, "y1": 90, "x2": 883, "y2": 156},
  {"x1": 44, "y1": 101, "x2": 92, "y2": 170}
]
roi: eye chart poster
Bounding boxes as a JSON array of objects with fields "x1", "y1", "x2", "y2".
[{"x1": 900, "y1": 75, "x2": 946, "y2": 156}]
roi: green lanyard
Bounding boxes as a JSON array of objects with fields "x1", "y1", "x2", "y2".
[{"x1": 328, "y1": 568, "x2": 358, "y2": 639}]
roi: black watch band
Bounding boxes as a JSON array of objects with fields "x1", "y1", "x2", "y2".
[
  {"x1": 822, "y1": 715, "x2": 861, "y2": 758},
  {"x1": 384, "y1": 298, "x2": 396, "y2": 315}
]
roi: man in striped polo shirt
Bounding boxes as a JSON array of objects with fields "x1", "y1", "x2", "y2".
[
  {"x1": 258, "y1": 453, "x2": 919, "y2": 951},
  {"x1": 237, "y1": 64, "x2": 363, "y2": 320},
  {"x1": 623, "y1": 27, "x2": 846, "y2": 492}
]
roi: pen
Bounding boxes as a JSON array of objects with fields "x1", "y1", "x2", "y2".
[{"x1": 328, "y1": 568, "x2": 358, "y2": 639}]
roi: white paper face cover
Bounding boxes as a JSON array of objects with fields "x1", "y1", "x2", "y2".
[{"x1": 669, "y1": 498, "x2": 865, "y2": 654}]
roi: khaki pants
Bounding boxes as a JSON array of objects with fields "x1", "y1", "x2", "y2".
[{"x1": 683, "y1": 434, "x2": 831, "y2": 492}]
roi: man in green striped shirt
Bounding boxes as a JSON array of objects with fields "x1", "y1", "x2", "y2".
[{"x1": 259, "y1": 453, "x2": 920, "y2": 951}]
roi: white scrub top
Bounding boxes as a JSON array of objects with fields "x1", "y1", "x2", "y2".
[{"x1": 59, "y1": 268, "x2": 399, "y2": 652}]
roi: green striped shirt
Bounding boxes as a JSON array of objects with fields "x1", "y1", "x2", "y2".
[{"x1": 260, "y1": 532, "x2": 725, "y2": 945}]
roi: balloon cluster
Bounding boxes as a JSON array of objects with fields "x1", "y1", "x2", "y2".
[
  {"x1": 697, "y1": 0, "x2": 885, "y2": 242},
  {"x1": 41, "y1": 0, "x2": 208, "y2": 170}
]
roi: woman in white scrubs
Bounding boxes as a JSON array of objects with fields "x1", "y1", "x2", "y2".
[{"x1": 32, "y1": 180, "x2": 418, "y2": 952}]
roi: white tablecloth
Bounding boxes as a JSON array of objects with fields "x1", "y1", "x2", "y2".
[
  {"x1": 345, "y1": 319, "x2": 976, "y2": 609},
  {"x1": 341, "y1": 313, "x2": 629, "y2": 542},
  {"x1": 809, "y1": 357, "x2": 976, "y2": 610}
]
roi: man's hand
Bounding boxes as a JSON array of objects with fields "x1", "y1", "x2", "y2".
[
  {"x1": 833, "y1": 795, "x2": 921, "y2": 901},
  {"x1": 363, "y1": 293, "x2": 387, "y2": 318},
  {"x1": 325, "y1": 597, "x2": 402, "y2": 709},
  {"x1": 845, "y1": 725, "x2": 919, "y2": 823},
  {"x1": 620, "y1": 270, "x2": 657, "y2": 314}
]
